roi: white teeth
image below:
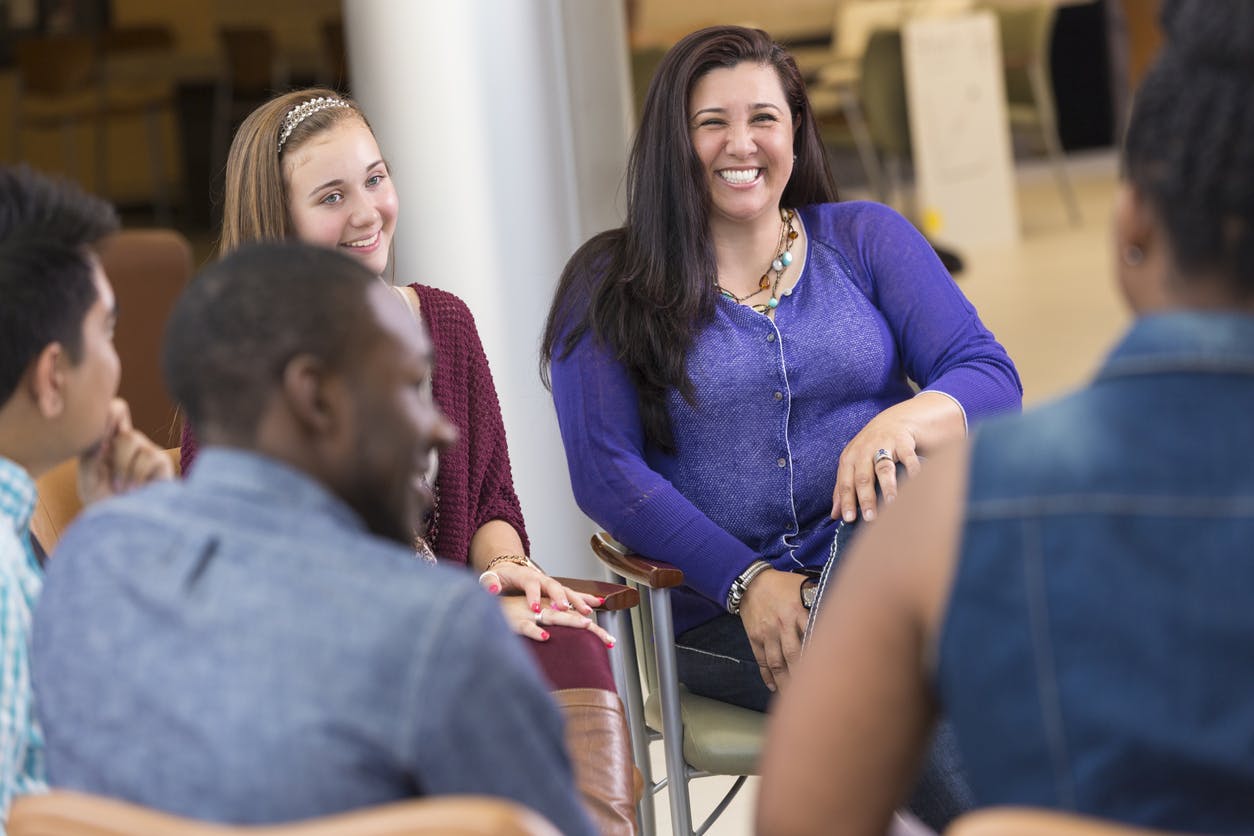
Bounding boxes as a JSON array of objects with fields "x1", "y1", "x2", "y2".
[
  {"x1": 343, "y1": 232, "x2": 379, "y2": 248},
  {"x1": 719, "y1": 169, "x2": 760, "y2": 184}
]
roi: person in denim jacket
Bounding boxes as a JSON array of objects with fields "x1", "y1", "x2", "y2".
[{"x1": 759, "y1": 2, "x2": 1254, "y2": 833}]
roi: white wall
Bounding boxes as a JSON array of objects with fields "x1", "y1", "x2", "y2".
[{"x1": 345, "y1": 0, "x2": 633, "y2": 577}]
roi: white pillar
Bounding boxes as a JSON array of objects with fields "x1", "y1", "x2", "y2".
[{"x1": 345, "y1": 0, "x2": 634, "y2": 577}]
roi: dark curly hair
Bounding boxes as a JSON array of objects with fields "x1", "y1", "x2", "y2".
[{"x1": 1123, "y1": 0, "x2": 1254, "y2": 293}]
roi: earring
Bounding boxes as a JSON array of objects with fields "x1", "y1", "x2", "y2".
[{"x1": 1123, "y1": 245, "x2": 1144, "y2": 267}]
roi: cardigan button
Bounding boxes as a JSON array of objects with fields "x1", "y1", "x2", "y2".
[
  {"x1": 777, "y1": 458, "x2": 787, "y2": 468},
  {"x1": 766, "y1": 332, "x2": 776, "y2": 342},
  {"x1": 774, "y1": 391, "x2": 783, "y2": 401}
]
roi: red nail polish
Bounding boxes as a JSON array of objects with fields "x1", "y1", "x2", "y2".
[
  {"x1": 540, "y1": 631, "x2": 550, "y2": 640},
  {"x1": 596, "y1": 597, "x2": 606, "y2": 605},
  {"x1": 531, "y1": 602, "x2": 542, "y2": 613},
  {"x1": 487, "y1": 584, "x2": 500, "y2": 594},
  {"x1": 607, "y1": 639, "x2": 616, "y2": 648},
  {"x1": 551, "y1": 602, "x2": 564, "y2": 611}
]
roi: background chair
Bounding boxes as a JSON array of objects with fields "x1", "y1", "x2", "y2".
[
  {"x1": 213, "y1": 26, "x2": 285, "y2": 174},
  {"x1": 96, "y1": 228, "x2": 194, "y2": 448},
  {"x1": 13, "y1": 32, "x2": 176, "y2": 224},
  {"x1": 986, "y1": 2, "x2": 1081, "y2": 225},
  {"x1": 99, "y1": 25, "x2": 179, "y2": 225},
  {"x1": 8, "y1": 790, "x2": 560, "y2": 835},
  {"x1": 945, "y1": 807, "x2": 1183, "y2": 836},
  {"x1": 591, "y1": 532, "x2": 764, "y2": 836},
  {"x1": 11, "y1": 34, "x2": 105, "y2": 190}
]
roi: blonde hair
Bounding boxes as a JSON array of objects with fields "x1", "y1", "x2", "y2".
[{"x1": 217, "y1": 87, "x2": 372, "y2": 258}]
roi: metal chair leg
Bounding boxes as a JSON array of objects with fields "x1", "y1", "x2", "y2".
[
  {"x1": 144, "y1": 106, "x2": 172, "y2": 227},
  {"x1": 1027, "y1": 63, "x2": 1081, "y2": 225},
  {"x1": 839, "y1": 89, "x2": 885, "y2": 200},
  {"x1": 649, "y1": 588, "x2": 693, "y2": 836},
  {"x1": 600, "y1": 606, "x2": 656, "y2": 836}
]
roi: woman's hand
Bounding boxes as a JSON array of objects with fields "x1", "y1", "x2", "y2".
[
  {"x1": 494, "y1": 593, "x2": 616, "y2": 646},
  {"x1": 831, "y1": 392, "x2": 965, "y2": 524},
  {"x1": 738, "y1": 569, "x2": 810, "y2": 693},
  {"x1": 78, "y1": 399, "x2": 175, "y2": 504},
  {"x1": 480, "y1": 559, "x2": 601, "y2": 616}
]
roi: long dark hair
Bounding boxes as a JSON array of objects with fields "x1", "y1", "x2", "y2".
[
  {"x1": 1123, "y1": 0, "x2": 1254, "y2": 294},
  {"x1": 541, "y1": 26, "x2": 838, "y2": 451}
]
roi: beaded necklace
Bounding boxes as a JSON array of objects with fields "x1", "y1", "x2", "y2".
[{"x1": 716, "y1": 208, "x2": 798, "y2": 314}]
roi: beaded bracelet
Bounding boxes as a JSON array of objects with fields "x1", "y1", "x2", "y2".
[{"x1": 483, "y1": 553, "x2": 542, "y2": 574}]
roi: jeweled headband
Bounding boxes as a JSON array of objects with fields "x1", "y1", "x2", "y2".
[{"x1": 277, "y1": 96, "x2": 352, "y2": 152}]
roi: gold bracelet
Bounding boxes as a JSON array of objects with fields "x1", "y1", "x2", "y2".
[{"x1": 483, "y1": 553, "x2": 541, "y2": 574}]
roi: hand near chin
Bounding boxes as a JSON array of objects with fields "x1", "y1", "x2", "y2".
[
  {"x1": 493, "y1": 593, "x2": 616, "y2": 647},
  {"x1": 78, "y1": 399, "x2": 175, "y2": 505}
]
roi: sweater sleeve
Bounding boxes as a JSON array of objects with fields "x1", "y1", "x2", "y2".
[
  {"x1": 461, "y1": 308, "x2": 529, "y2": 550},
  {"x1": 550, "y1": 332, "x2": 760, "y2": 608},
  {"x1": 823, "y1": 202, "x2": 1023, "y2": 424},
  {"x1": 422, "y1": 287, "x2": 529, "y2": 555}
]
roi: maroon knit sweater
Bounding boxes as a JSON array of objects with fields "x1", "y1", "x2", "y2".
[{"x1": 180, "y1": 283, "x2": 528, "y2": 565}]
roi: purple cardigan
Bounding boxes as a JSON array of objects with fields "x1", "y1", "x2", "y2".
[{"x1": 550, "y1": 202, "x2": 1022, "y2": 634}]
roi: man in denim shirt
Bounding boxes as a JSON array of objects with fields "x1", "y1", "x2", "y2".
[{"x1": 32, "y1": 243, "x2": 594, "y2": 834}]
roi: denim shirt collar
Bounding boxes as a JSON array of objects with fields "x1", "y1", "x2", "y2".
[
  {"x1": 1098, "y1": 311, "x2": 1254, "y2": 381},
  {"x1": 188, "y1": 447, "x2": 368, "y2": 535}
]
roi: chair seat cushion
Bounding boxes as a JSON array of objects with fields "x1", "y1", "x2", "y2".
[{"x1": 644, "y1": 688, "x2": 764, "y2": 776}]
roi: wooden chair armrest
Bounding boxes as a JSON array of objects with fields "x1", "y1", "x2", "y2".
[
  {"x1": 590, "y1": 532, "x2": 684, "y2": 590},
  {"x1": 552, "y1": 577, "x2": 639, "y2": 612}
]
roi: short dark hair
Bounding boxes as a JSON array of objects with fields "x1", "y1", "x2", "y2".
[
  {"x1": 0, "y1": 164, "x2": 119, "y2": 247},
  {"x1": 543, "y1": 26, "x2": 838, "y2": 451},
  {"x1": 1124, "y1": 0, "x2": 1254, "y2": 293},
  {"x1": 0, "y1": 165, "x2": 120, "y2": 408},
  {"x1": 0, "y1": 240, "x2": 100, "y2": 405},
  {"x1": 162, "y1": 242, "x2": 379, "y2": 441}
]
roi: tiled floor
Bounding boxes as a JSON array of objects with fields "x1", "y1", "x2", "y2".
[{"x1": 643, "y1": 149, "x2": 1124, "y2": 836}]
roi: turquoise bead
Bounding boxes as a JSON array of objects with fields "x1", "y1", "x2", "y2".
[
  {"x1": 781, "y1": 251, "x2": 793, "y2": 266},
  {"x1": 768, "y1": 297, "x2": 779, "y2": 308}
]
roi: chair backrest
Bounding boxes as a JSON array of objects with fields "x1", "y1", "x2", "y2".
[
  {"x1": 833, "y1": 0, "x2": 975, "y2": 62},
  {"x1": 991, "y1": 4, "x2": 1058, "y2": 103},
  {"x1": 29, "y1": 448, "x2": 180, "y2": 554},
  {"x1": 944, "y1": 806, "x2": 1182, "y2": 836},
  {"x1": 97, "y1": 228, "x2": 193, "y2": 447},
  {"x1": 8, "y1": 791, "x2": 561, "y2": 836},
  {"x1": 859, "y1": 28, "x2": 911, "y2": 157},
  {"x1": 219, "y1": 26, "x2": 279, "y2": 96},
  {"x1": 15, "y1": 34, "x2": 100, "y2": 98}
]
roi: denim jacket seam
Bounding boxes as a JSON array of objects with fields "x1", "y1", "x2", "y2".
[
  {"x1": 968, "y1": 494, "x2": 1254, "y2": 519},
  {"x1": 1021, "y1": 517, "x2": 1078, "y2": 808}
]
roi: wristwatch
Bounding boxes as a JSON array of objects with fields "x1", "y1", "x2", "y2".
[
  {"x1": 726, "y1": 560, "x2": 771, "y2": 615},
  {"x1": 800, "y1": 577, "x2": 820, "y2": 610}
]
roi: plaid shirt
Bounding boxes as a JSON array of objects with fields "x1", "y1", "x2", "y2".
[{"x1": 0, "y1": 456, "x2": 47, "y2": 831}]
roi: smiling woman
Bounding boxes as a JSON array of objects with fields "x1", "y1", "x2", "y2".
[{"x1": 542, "y1": 24, "x2": 1023, "y2": 832}]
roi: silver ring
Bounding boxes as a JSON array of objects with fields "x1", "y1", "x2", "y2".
[
  {"x1": 534, "y1": 609, "x2": 544, "y2": 625},
  {"x1": 874, "y1": 448, "x2": 893, "y2": 465}
]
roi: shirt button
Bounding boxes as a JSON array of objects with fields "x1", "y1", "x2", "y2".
[
  {"x1": 774, "y1": 391, "x2": 783, "y2": 401},
  {"x1": 777, "y1": 458, "x2": 787, "y2": 468},
  {"x1": 766, "y1": 333, "x2": 776, "y2": 342}
]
